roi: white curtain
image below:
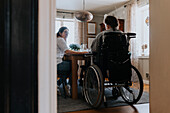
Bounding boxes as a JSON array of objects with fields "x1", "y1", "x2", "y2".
[
  {"x1": 126, "y1": 1, "x2": 140, "y2": 69},
  {"x1": 74, "y1": 19, "x2": 82, "y2": 44},
  {"x1": 74, "y1": 18, "x2": 85, "y2": 45},
  {"x1": 74, "y1": 19, "x2": 84, "y2": 76}
]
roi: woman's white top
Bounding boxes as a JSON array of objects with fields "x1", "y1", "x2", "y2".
[{"x1": 57, "y1": 37, "x2": 68, "y2": 64}]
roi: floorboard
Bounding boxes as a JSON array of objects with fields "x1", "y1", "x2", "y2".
[{"x1": 66, "y1": 103, "x2": 149, "y2": 113}]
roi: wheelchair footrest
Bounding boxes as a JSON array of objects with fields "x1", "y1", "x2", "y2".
[
  {"x1": 104, "y1": 84, "x2": 125, "y2": 88},
  {"x1": 104, "y1": 81, "x2": 131, "y2": 88}
]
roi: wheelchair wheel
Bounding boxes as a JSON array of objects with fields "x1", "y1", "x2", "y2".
[
  {"x1": 119, "y1": 65, "x2": 143, "y2": 104},
  {"x1": 83, "y1": 65, "x2": 104, "y2": 108}
]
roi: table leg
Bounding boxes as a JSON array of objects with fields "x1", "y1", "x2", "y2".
[{"x1": 71, "y1": 58, "x2": 78, "y2": 99}]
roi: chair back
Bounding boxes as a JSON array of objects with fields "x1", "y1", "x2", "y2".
[{"x1": 97, "y1": 32, "x2": 133, "y2": 82}]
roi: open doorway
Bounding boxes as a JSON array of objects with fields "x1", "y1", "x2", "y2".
[{"x1": 56, "y1": 0, "x2": 150, "y2": 112}]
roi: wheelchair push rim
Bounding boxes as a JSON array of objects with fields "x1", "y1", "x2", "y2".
[
  {"x1": 119, "y1": 65, "x2": 143, "y2": 104},
  {"x1": 83, "y1": 65, "x2": 104, "y2": 108}
]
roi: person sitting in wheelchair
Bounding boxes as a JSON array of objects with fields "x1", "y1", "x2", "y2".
[
  {"x1": 91, "y1": 15, "x2": 131, "y2": 82},
  {"x1": 91, "y1": 15, "x2": 122, "y2": 54},
  {"x1": 83, "y1": 16, "x2": 143, "y2": 108}
]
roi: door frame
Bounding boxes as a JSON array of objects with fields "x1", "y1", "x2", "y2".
[{"x1": 38, "y1": 0, "x2": 57, "y2": 113}]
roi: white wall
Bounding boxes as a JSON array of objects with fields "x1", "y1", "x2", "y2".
[
  {"x1": 150, "y1": 0, "x2": 170, "y2": 112},
  {"x1": 83, "y1": 14, "x2": 104, "y2": 44},
  {"x1": 137, "y1": 0, "x2": 149, "y2": 7},
  {"x1": 108, "y1": 0, "x2": 149, "y2": 32},
  {"x1": 108, "y1": 6, "x2": 128, "y2": 32},
  {"x1": 91, "y1": 14, "x2": 104, "y2": 34}
]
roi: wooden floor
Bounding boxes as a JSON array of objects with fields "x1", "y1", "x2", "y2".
[
  {"x1": 65, "y1": 84, "x2": 149, "y2": 113},
  {"x1": 66, "y1": 103, "x2": 149, "y2": 113},
  {"x1": 143, "y1": 84, "x2": 149, "y2": 93}
]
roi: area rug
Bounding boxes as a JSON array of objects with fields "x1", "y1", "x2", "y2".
[{"x1": 57, "y1": 85, "x2": 149, "y2": 113}]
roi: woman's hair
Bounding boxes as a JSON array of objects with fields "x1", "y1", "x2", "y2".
[
  {"x1": 104, "y1": 16, "x2": 119, "y2": 30},
  {"x1": 57, "y1": 26, "x2": 68, "y2": 37}
]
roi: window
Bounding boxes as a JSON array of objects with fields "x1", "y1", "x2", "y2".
[
  {"x1": 136, "y1": 5, "x2": 149, "y2": 56},
  {"x1": 55, "y1": 18, "x2": 75, "y2": 46}
]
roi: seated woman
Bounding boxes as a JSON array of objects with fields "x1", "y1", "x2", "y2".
[
  {"x1": 79, "y1": 16, "x2": 122, "y2": 86},
  {"x1": 57, "y1": 26, "x2": 87, "y2": 96},
  {"x1": 90, "y1": 16, "x2": 125, "y2": 97},
  {"x1": 91, "y1": 16, "x2": 124, "y2": 79},
  {"x1": 91, "y1": 15, "x2": 123, "y2": 64},
  {"x1": 91, "y1": 15, "x2": 122, "y2": 55}
]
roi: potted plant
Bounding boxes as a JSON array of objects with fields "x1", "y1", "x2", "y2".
[{"x1": 69, "y1": 44, "x2": 81, "y2": 51}]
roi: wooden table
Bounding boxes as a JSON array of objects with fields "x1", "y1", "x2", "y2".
[{"x1": 63, "y1": 53, "x2": 91, "y2": 99}]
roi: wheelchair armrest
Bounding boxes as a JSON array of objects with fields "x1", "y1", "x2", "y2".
[
  {"x1": 84, "y1": 52, "x2": 96, "y2": 57},
  {"x1": 126, "y1": 33, "x2": 136, "y2": 39},
  {"x1": 127, "y1": 33, "x2": 136, "y2": 36}
]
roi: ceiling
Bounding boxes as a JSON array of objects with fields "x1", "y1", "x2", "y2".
[{"x1": 56, "y1": 0, "x2": 130, "y2": 15}]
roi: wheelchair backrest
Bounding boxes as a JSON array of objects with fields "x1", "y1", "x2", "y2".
[
  {"x1": 97, "y1": 32, "x2": 134, "y2": 82},
  {"x1": 102, "y1": 32, "x2": 129, "y2": 61}
]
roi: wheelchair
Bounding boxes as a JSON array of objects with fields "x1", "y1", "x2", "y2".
[{"x1": 81, "y1": 32, "x2": 143, "y2": 108}]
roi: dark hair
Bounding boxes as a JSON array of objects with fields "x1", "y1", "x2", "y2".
[
  {"x1": 57, "y1": 26, "x2": 68, "y2": 37},
  {"x1": 104, "y1": 16, "x2": 118, "y2": 30},
  {"x1": 100, "y1": 23, "x2": 106, "y2": 31}
]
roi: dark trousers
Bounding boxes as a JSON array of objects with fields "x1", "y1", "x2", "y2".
[{"x1": 57, "y1": 60, "x2": 72, "y2": 86}]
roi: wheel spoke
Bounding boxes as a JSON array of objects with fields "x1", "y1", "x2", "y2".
[
  {"x1": 83, "y1": 65, "x2": 104, "y2": 108},
  {"x1": 120, "y1": 65, "x2": 143, "y2": 104}
]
